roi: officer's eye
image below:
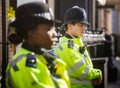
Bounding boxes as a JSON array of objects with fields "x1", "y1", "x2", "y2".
[
  {"x1": 47, "y1": 28, "x2": 55, "y2": 35},
  {"x1": 47, "y1": 28, "x2": 51, "y2": 31},
  {"x1": 79, "y1": 23, "x2": 87, "y2": 28}
]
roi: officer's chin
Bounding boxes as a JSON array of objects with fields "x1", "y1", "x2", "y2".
[
  {"x1": 45, "y1": 43, "x2": 54, "y2": 50},
  {"x1": 79, "y1": 33, "x2": 84, "y2": 37},
  {"x1": 50, "y1": 44, "x2": 54, "y2": 49},
  {"x1": 51, "y1": 38, "x2": 57, "y2": 47},
  {"x1": 51, "y1": 45, "x2": 55, "y2": 49},
  {"x1": 45, "y1": 45, "x2": 52, "y2": 50},
  {"x1": 77, "y1": 35, "x2": 83, "y2": 38}
]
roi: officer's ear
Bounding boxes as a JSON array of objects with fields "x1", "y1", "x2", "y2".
[
  {"x1": 67, "y1": 23, "x2": 75, "y2": 31},
  {"x1": 67, "y1": 23, "x2": 73, "y2": 29}
]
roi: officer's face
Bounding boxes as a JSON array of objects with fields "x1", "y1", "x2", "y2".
[
  {"x1": 70, "y1": 23, "x2": 87, "y2": 37},
  {"x1": 30, "y1": 24, "x2": 57, "y2": 49}
]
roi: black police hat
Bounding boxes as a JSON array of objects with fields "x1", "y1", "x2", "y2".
[
  {"x1": 11, "y1": 2, "x2": 54, "y2": 27},
  {"x1": 64, "y1": 6, "x2": 90, "y2": 25}
]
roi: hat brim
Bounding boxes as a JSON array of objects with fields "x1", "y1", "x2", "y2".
[
  {"x1": 9, "y1": 17, "x2": 55, "y2": 27},
  {"x1": 80, "y1": 21, "x2": 90, "y2": 26},
  {"x1": 64, "y1": 20, "x2": 90, "y2": 26}
]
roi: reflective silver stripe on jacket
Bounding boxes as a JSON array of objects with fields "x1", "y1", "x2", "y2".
[
  {"x1": 70, "y1": 78, "x2": 92, "y2": 85},
  {"x1": 9, "y1": 54, "x2": 27, "y2": 67},
  {"x1": 7, "y1": 67, "x2": 13, "y2": 88},
  {"x1": 6, "y1": 54, "x2": 27, "y2": 88},
  {"x1": 68, "y1": 60, "x2": 85, "y2": 75},
  {"x1": 55, "y1": 40, "x2": 68, "y2": 51},
  {"x1": 51, "y1": 75, "x2": 60, "y2": 88},
  {"x1": 68, "y1": 60, "x2": 90, "y2": 80},
  {"x1": 6, "y1": 54, "x2": 60, "y2": 88},
  {"x1": 56, "y1": 40, "x2": 90, "y2": 80},
  {"x1": 78, "y1": 66, "x2": 90, "y2": 80}
]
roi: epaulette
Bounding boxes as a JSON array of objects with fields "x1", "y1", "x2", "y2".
[
  {"x1": 79, "y1": 46, "x2": 86, "y2": 54},
  {"x1": 68, "y1": 40, "x2": 74, "y2": 48},
  {"x1": 26, "y1": 53, "x2": 36, "y2": 68}
]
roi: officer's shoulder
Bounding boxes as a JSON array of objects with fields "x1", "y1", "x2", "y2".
[
  {"x1": 68, "y1": 40, "x2": 74, "y2": 48},
  {"x1": 26, "y1": 52, "x2": 36, "y2": 68},
  {"x1": 27, "y1": 52, "x2": 36, "y2": 58}
]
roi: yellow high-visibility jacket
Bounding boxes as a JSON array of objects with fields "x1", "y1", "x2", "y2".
[
  {"x1": 54, "y1": 36, "x2": 102, "y2": 88},
  {"x1": 6, "y1": 47, "x2": 70, "y2": 88}
]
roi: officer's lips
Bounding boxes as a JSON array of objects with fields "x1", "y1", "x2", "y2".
[{"x1": 51, "y1": 38, "x2": 58, "y2": 46}]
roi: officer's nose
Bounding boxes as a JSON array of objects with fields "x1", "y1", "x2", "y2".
[
  {"x1": 48, "y1": 27, "x2": 58, "y2": 38},
  {"x1": 83, "y1": 24, "x2": 88, "y2": 31},
  {"x1": 50, "y1": 27, "x2": 58, "y2": 45},
  {"x1": 85, "y1": 27, "x2": 87, "y2": 30}
]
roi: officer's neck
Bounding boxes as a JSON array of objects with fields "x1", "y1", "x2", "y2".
[
  {"x1": 65, "y1": 33, "x2": 79, "y2": 39},
  {"x1": 22, "y1": 42, "x2": 43, "y2": 54}
]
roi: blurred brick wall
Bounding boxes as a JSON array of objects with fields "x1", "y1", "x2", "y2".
[{"x1": 0, "y1": 0, "x2": 2, "y2": 76}]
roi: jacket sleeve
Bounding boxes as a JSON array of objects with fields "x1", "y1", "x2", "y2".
[
  {"x1": 53, "y1": 59, "x2": 71, "y2": 88},
  {"x1": 54, "y1": 43, "x2": 102, "y2": 81}
]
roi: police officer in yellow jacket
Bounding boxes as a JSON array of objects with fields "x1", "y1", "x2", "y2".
[
  {"x1": 6, "y1": 2, "x2": 70, "y2": 88},
  {"x1": 54, "y1": 6, "x2": 102, "y2": 88}
]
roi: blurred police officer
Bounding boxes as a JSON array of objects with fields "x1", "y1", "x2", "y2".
[
  {"x1": 54, "y1": 6, "x2": 102, "y2": 88},
  {"x1": 6, "y1": 2, "x2": 70, "y2": 88}
]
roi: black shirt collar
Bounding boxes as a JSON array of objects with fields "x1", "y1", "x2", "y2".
[
  {"x1": 22, "y1": 42, "x2": 43, "y2": 54},
  {"x1": 64, "y1": 33, "x2": 74, "y2": 39}
]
